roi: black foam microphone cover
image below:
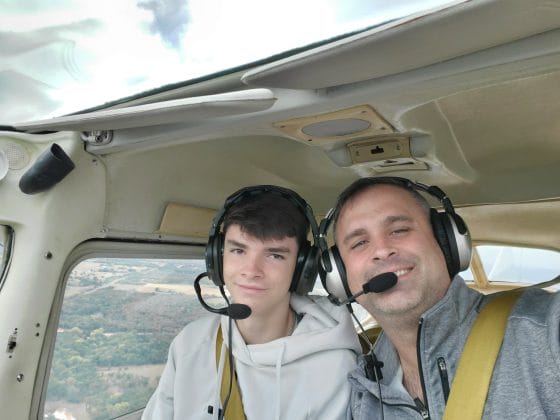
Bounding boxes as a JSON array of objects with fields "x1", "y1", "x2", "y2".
[
  {"x1": 363, "y1": 272, "x2": 398, "y2": 293},
  {"x1": 227, "y1": 304, "x2": 252, "y2": 320}
]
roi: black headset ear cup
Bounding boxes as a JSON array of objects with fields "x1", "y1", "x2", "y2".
[
  {"x1": 320, "y1": 244, "x2": 332, "y2": 273},
  {"x1": 292, "y1": 240, "x2": 320, "y2": 295},
  {"x1": 206, "y1": 231, "x2": 225, "y2": 286},
  {"x1": 448, "y1": 213, "x2": 472, "y2": 272},
  {"x1": 430, "y1": 209, "x2": 460, "y2": 277},
  {"x1": 322, "y1": 245, "x2": 352, "y2": 302}
]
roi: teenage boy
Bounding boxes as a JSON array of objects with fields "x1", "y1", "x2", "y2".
[{"x1": 143, "y1": 185, "x2": 361, "y2": 420}]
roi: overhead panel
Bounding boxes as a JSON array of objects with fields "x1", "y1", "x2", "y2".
[
  {"x1": 273, "y1": 105, "x2": 428, "y2": 174},
  {"x1": 347, "y1": 137, "x2": 427, "y2": 172},
  {"x1": 14, "y1": 88, "x2": 276, "y2": 132},
  {"x1": 242, "y1": 0, "x2": 560, "y2": 89}
]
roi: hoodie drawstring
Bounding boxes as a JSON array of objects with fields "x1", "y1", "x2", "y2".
[
  {"x1": 214, "y1": 339, "x2": 227, "y2": 420},
  {"x1": 274, "y1": 342, "x2": 286, "y2": 420}
]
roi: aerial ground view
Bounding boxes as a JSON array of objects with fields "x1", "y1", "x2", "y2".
[{"x1": 44, "y1": 258, "x2": 214, "y2": 420}]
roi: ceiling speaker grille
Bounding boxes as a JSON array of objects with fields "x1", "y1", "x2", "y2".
[
  {"x1": 273, "y1": 104, "x2": 394, "y2": 145},
  {"x1": 1, "y1": 142, "x2": 30, "y2": 170}
]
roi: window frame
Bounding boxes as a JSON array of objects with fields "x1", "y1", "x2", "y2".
[
  {"x1": 464, "y1": 242, "x2": 560, "y2": 292},
  {"x1": 0, "y1": 224, "x2": 14, "y2": 292},
  {"x1": 35, "y1": 239, "x2": 206, "y2": 420}
]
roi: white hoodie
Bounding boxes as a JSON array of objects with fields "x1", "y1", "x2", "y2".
[{"x1": 142, "y1": 295, "x2": 361, "y2": 420}]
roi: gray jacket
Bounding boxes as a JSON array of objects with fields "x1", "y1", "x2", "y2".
[{"x1": 347, "y1": 278, "x2": 560, "y2": 420}]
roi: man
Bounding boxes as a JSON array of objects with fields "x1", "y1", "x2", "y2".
[
  {"x1": 143, "y1": 185, "x2": 361, "y2": 420},
  {"x1": 327, "y1": 176, "x2": 560, "y2": 419}
]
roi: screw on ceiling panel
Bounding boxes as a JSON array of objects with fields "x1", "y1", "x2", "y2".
[{"x1": 80, "y1": 130, "x2": 113, "y2": 145}]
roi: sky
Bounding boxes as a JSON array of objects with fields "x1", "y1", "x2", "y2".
[{"x1": 0, "y1": 0, "x2": 458, "y2": 124}]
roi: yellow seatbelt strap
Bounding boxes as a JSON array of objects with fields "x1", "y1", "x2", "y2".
[
  {"x1": 216, "y1": 326, "x2": 247, "y2": 420},
  {"x1": 443, "y1": 290, "x2": 523, "y2": 420}
]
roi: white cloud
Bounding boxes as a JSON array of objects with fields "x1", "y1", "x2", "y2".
[{"x1": 1, "y1": 0, "x2": 457, "y2": 123}]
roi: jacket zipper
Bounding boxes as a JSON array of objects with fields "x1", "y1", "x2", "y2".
[
  {"x1": 416, "y1": 319, "x2": 431, "y2": 419},
  {"x1": 361, "y1": 318, "x2": 432, "y2": 419},
  {"x1": 437, "y1": 357, "x2": 450, "y2": 403},
  {"x1": 414, "y1": 398, "x2": 430, "y2": 419}
]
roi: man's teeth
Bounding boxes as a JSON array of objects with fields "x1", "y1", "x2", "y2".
[{"x1": 394, "y1": 269, "x2": 410, "y2": 277}]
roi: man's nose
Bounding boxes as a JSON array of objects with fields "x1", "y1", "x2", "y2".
[{"x1": 370, "y1": 236, "x2": 397, "y2": 261}]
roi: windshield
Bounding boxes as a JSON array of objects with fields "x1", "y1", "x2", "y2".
[{"x1": 1, "y1": 0, "x2": 457, "y2": 126}]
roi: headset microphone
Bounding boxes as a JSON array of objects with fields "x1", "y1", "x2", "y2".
[
  {"x1": 363, "y1": 272, "x2": 398, "y2": 293},
  {"x1": 333, "y1": 272, "x2": 398, "y2": 306},
  {"x1": 194, "y1": 273, "x2": 252, "y2": 320},
  {"x1": 225, "y1": 304, "x2": 252, "y2": 320}
]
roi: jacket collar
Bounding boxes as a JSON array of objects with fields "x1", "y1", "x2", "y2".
[{"x1": 351, "y1": 277, "x2": 483, "y2": 402}]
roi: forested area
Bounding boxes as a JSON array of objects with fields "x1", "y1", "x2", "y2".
[{"x1": 45, "y1": 258, "x2": 212, "y2": 420}]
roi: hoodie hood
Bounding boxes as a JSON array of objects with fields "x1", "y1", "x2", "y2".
[
  {"x1": 222, "y1": 294, "x2": 361, "y2": 366},
  {"x1": 219, "y1": 294, "x2": 360, "y2": 420}
]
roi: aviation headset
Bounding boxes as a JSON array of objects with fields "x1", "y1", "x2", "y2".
[
  {"x1": 318, "y1": 177, "x2": 472, "y2": 303},
  {"x1": 205, "y1": 185, "x2": 320, "y2": 295}
]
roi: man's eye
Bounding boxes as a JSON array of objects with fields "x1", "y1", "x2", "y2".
[
  {"x1": 229, "y1": 248, "x2": 244, "y2": 254},
  {"x1": 270, "y1": 253, "x2": 285, "y2": 260},
  {"x1": 350, "y1": 240, "x2": 367, "y2": 250},
  {"x1": 391, "y1": 227, "x2": 410, "y2": 235}
]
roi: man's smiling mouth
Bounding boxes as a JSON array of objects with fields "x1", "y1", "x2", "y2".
[{"x1": 394, "y1": 268, "x2": 412, "y2": 278}]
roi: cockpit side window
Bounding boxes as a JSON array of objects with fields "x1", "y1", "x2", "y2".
[
  {"x1": 462, "y1": 245, "x2": 560, "y2": 291},
  {"x1": 45, "y1": 256, "x2": 210, "y2": 419},
  {"x1": 0, "y1": 225, "x2": 14, "y2": 291}
]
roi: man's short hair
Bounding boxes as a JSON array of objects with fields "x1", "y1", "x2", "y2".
[
  {"x1": 223, "y1": 191, "x2": 309, "y2": 248},
  {"x1": 332, "y1": 177, "x2": 431, "y2": 234}
]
